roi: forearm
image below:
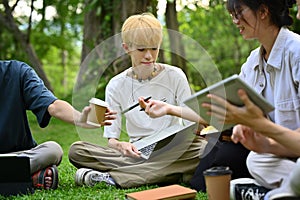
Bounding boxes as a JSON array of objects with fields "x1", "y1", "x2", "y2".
[
  {"x1": 108, "y1": 138, "x2": 120, "y2": 150},
  {"x1": 167, "y1": 105, "x2": 208, "y2": 125},
  {"x1": 254, "y1": 119, "x2": 300, "y2": 157},
  {"x1": 265, "y1": 138, "x2": 300, "y2": 157},
  {"x1": 48, "y1": 100, "x2": 79, "y2": 125}
]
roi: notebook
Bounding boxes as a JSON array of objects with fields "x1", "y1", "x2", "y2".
[
  {"x1": 126, "y1": 184, "x2": 197, "y2": 200},
  {"x1": 133, "y1": 123, "x2": 197, "y2": 159},
  {"x1": 0, "y1": 155, "x2": 34, "y2": 196},
  {"x1": 184, "y1": 74, "x2": 274, "y2": 132}
]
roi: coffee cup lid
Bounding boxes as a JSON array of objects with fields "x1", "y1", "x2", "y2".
[
  {"x1": 203, "y1": 166, "x2": 232, "y2": 176},
  {"x1": 89, "y1": 98, "x2": 108, "y2": 107}
]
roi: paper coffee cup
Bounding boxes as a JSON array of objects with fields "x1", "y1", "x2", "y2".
[
  {"x1": 87, "y1": 98, "x2": 108, "y2": 127},
  {"x1": 203, "y1": 166, "x2": 232, "y2": 200}
]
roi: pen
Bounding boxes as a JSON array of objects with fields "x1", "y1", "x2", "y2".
[{"x1": 121, "y1": 96, "x2": 152, "y2": 114}]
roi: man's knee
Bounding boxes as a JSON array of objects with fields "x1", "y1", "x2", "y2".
[
  {"x1": 42, "y1": 141, "x2": 63, "y2": 164},
  {"x1": 68, "y1": 141, "x2": 85, "y2": 161},
  {"x1": 43, "y1": 141, "x2": 63, "y2": 157}
]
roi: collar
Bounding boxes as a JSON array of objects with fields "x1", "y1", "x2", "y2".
[
  {"x1": 267, "y1": 27, "x2": 289, "y2": 70},
  {"x1": 254, "y1": 27, "x2": 289, "y2": 71}
]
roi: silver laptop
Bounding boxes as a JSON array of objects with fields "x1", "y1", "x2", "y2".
[{"x1": 133, "y1": 123, "x2": 197, "y2": 159}]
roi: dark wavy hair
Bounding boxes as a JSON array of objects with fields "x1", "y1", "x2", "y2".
[{"x1": 226, "y1": 0, "x2": 295, "y2": 27}]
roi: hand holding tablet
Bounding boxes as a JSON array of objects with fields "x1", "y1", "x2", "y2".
[{"x1": 184, "y1": 74, "x2": 274, "y2": 131}]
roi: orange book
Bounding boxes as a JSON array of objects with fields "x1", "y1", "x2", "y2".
[{"x1": 125, "y1": 184, "x2": 197, "y2": 200}]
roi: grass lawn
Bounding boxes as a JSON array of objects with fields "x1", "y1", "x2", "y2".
[{"x1": 2, "y1": 112, "x2": 208, "y2": 200}]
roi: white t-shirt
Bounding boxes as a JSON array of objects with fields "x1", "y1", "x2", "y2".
[{"x1": 104, "y1": 63, "x2": 192, "y2": 142}]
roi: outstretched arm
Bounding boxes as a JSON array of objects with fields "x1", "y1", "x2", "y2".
[
  {"x1": 48, "y1": 99, "x2": 116, "y2": 128},
  {"x1": 138, "y1": 97, "x2": 208, "y2": 126}
]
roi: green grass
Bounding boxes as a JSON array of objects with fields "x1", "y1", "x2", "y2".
[{"x1": 2, "y1": 112, "x2": 208, "y2": 200}]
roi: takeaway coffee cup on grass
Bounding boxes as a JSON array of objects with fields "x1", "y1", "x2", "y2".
[
  {"x1": 87, "y1": 98, "x2": 108, "y2": 127},
  {"x1": 203, "y1": 166, "x2": 232, "y2": 200}
]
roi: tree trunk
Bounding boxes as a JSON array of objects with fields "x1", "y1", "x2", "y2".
[
  {"x1": 165, "y1": 0, "x2": 187, "y2": 74},
  {"x1": 0, "y1": 0, "x2": 53, "y2": 91}
]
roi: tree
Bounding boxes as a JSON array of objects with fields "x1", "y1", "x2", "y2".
[
  {"x1": 81, "y1": 0, "x2": 155, "y2": 63},
  {"x1": 178, "y1": 1, "x2": 259, "y2": 90},
  {"x1": 0, "y1": 0, "x2": 52, "y2": 90},
  {"x1": 165, "y1": 0, "x2": 187, "y2": 73}
]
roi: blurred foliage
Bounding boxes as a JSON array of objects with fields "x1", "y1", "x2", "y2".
[
  {"x1": 0, "y1": 0, "x2": 299, "y2": 98},
  {"x1": 0, "y1": 0, "x2": 84, "y2": 98},
  {"x1": 178, "y1": 2, "x2": 258, "y2": 87}
]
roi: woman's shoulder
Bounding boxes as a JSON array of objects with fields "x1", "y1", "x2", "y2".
[{"x1": 272, "y1": 28, "x2": 300, "y2": 53}]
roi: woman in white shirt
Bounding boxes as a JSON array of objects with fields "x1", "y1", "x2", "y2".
[
  {"x1": 140, "y1": 0, "x2": 300, "y2": 199},
  {"x1": 202, "y1": 0, "x2": 300, "y2": 199}
]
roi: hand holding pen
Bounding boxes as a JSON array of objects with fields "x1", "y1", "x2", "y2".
[
  {"x1": 139, "y1": 97, "x2": 167, "y2": 111},
  {"x1": 138, "y1": 97, "x2": 169, "y2": 118},
  {"x1": 121, "y1": 96, "x2": 152, "y2": 114}
]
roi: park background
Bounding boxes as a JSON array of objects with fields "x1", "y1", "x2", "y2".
[{"x1": 1, "y1": 0, "x2": 300, "y2": 199}]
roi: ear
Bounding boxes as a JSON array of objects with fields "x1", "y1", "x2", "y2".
[
  {"x1": 259, "y1": 4, "x2": 269, "y2": 20},
  {"x1": 122, "y1": 43, "x2": 130, "y2": 53}
]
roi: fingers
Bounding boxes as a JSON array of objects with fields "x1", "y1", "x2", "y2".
[
  {"x1": 104, "y1": 109, "x2": 117, "y2": 120},
  {"x1": 145, "y1": 101, "x2": 157, "y2": 117},
  {"x1": 237, "y1": 89, "x2": 253, "y2": 108},
  {"x1": 207, "y1": 94, "x2": 227, "y2": 106},
  {"x1": 138, "y1": 97, "x2": 147, "y2": 110},
  {"x1": 231, "y1": 125, "x2": 244, "y2": 143},
  {"x1": 123, "y1": 145, "x2": 141, "y2": 158},
  {"x1": 142, "y1": 100, "x2": 160, "y2": 118},
  {"x1": 202, "y1": 94, "x2": 229, "y2": 121},
  {"x1": 138, "y1": 97, "x2": 155, "y2": 117},
  {"x1": 80, "y1": 106, "x2": 91, "y2": 121},
  {"x1": 100, "y1": 121, "x2": 112, "y2": 126},
  {"x1": 82, "y1": 106, "x2": 91, "y2": 114},
  {"x1": 131, "y1": 146, "x2": 141, "y2": 156},
  {"x1": 202, "y1": 94, "x2": 228, "y2": 114},
  {"x1": 105, "y1": 108, "x2": 117, "y2": 114}
]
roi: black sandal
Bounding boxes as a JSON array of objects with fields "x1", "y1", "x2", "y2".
[{"x1": 32, "y1": 165, "x2": 58, "y2": 190}]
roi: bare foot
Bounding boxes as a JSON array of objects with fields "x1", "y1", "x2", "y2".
[
  {"x1": 44, "y1": 168, "x2": 53, "y2": 190},
  {"x1": 32, "y1": 166, "x2": 56, "y2": 190}
]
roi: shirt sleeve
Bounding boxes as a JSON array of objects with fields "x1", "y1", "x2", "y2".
[{"x1": 20, "y1": 63, "x2": 57, "y2": 128}]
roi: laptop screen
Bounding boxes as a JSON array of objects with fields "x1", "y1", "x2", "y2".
[
  {"x1": 0, "y1": 156, "x2": 31, "y2": 182},
  {"x1": 0, "y1": 156, "x2": 34, "y2": 196}
]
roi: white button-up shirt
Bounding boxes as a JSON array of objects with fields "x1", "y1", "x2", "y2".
[{"x1": 239, "y1": 27, "x2": 300, "y2": 130}]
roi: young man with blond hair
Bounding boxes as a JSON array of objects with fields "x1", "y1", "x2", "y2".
[{"x1": 69, "y1": 13, "x2": 206, "y2": 188}]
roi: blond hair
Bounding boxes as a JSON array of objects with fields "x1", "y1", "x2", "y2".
[{"x1": 121, "y1": 13, "x2": 163, "y2": 47}]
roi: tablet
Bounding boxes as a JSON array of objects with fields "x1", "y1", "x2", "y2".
[{"x1": 183, "y1": 74, "x2": 274, "y2": 132}]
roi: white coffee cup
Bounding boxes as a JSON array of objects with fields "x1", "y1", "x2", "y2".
[{"x1": 87, "y1": 98, "x2": 108, "y2": 127}]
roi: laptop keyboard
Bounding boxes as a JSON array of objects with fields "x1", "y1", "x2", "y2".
[{"x1": 139, "y1": 142, "x2": 157, "y2": 159}]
